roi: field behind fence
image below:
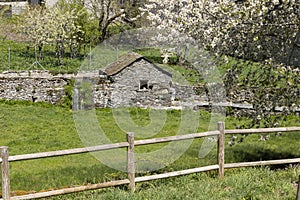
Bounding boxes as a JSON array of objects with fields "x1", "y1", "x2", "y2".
[{"x1": 1, "y1": 122, "x2": 300, "y2": 200}]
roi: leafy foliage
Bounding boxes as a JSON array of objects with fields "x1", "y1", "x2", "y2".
[
  {"x1": 56, "y1": 0, "x2": 99, "y2": 46},
  {"x1": 224, "y1": 59, "x2": 300, "y2": 127}
]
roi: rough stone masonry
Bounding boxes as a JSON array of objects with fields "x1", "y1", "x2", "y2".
[{"x1": 0, "y1": 69, "x2": 206, "y2": 109}]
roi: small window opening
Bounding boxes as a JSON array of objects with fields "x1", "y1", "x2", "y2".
[{"x1": 139, "y1": 80, "x2": 149, "y2": 90}]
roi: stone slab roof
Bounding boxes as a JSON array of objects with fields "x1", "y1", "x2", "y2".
[{"x1": 100, "y1": 52, "x2": 172, "y2": 77}]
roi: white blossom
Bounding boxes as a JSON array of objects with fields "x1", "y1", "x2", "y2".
[{"x1": 140, "y1": 0, "x2": 300, "y2": 63}]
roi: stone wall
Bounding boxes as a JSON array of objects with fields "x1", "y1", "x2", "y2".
[
  {"x1": 0, "y1": 71, "x2": 71, "y2": 104},
  {"x1": 173, "y1": 84, "x2": 208, "y2": 102},
  {"x1": 2, "y1": 69, "x2": 266, "y2": 110},
  {"x1": 0, "y1": 70, "x2": 208, "y2": 109}
]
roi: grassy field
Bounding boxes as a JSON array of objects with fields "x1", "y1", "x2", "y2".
[
  {"x1": 0, "y1": 102, "x2": 299, "y2": 199},
  {"x1": 0, "y1": 37, "x2": 230, "y2": 80},
  {"x1": 41, "y1": 167, "x2": 300, "y2": 200},
  {"x1": 0, "y1": 38, "x2": 81, "y2": 73}
]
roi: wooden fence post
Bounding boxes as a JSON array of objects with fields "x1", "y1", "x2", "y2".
[
  {"x1": 218, "y1": 122, "x2": 225, "y2": 178},
  {"x1": 1, "y1": 146, "x2": 10, "y2": 200},
  {"x1": 127, "y1": 132, "x2": 135, "y2": 192},
  {"x1": 297, "y1": 175, "x2": 300, "y2": 200}
]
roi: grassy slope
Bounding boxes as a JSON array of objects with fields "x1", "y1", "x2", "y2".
[{"x1": 0, "y1": 102, "x2": 299, "y2": 199}]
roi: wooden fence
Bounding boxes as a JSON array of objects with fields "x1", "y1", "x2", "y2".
[{"x1": 1, "y1": 122, "x2": 300, "y2": 200}]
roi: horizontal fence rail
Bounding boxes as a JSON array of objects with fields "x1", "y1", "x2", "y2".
[
  {"x1": 225, "y1": 158, "x2": 300, "y2": 169},
  {"x1": 225, "y1": 127, "x2": 300, "y2": 134},
  {"x1": 1, "y1": 123, "x2": 300, "y2": 200},
  {"x1": 7, "y1": 142, "x2": 130, "y2": 163},
  {"x1": 0, "y1": 130, "x2": 220, "y2": 163},
  {"x1": 1, "y1": 127, "x2": 299, "y2": 163}
]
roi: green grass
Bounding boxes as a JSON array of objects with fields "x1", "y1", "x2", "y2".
[
  {"x1": 0, "y1": 102, "x2": 299, "y2": 199},
  {"x1": 0, "y1": 38, "x2": 83, "y2": 73},
  {"x1": 0, "y1": 38, "x2": 128, "y2": 74},
  {"x1": 0, "y1": 39, "x2": 208, "y2": 84},
  {"x1": 133, "y1": 48, "x2": 178, "y2": 65},
  {"x1": 41, "y1": 167, "x2": 300, "y2": 200}
]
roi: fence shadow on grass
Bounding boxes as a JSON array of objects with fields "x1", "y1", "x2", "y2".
[{"x1": 226, "y1": 144, "x2": 299, "y2": 169}]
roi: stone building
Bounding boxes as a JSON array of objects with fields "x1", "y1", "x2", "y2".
[
  {"x1": 0, "y1": 53, "x2": 207, "y2": 109},
  {"x1": 96, "y1": 52, "x2": 173, "y2": 108}
]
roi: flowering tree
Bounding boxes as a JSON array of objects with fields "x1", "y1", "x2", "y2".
[
  {"x1": 83, "y1": 0, "x2": 140, "y2": 42},
  {"x1": 141, "y1": 0, "x2": 300, "y2": 64},
  {"x1": 141, "y1": 0, "x2": 300, "y2": 128},
  {"x1": 19, "y1": 5, "x2": 83, "y2": 64}
]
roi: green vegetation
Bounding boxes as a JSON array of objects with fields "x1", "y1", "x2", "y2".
[
  {"x1": 223, "y1": 57, "x2": 300, "y2": 128},
  {"x1": 43, "y1": 167, "x2": 300, "y2": 200},
  {"x1": 0, "y1": 102, "x2": 299, "y2": 199},
  {"x1": 0, "y1": 2, "x2": 299, "y2": 199},
  {"x1": 0, "y1": 0, "x2": 143, "y2": 72},
  {"x1": 0, "y1": 39, "x2": 83, "y2": 73},
  {"x1": 133, "y1": 48, "x2": 178, "y2": 65},
  {"x1": 0, "y1": 38, "x2": 129, "y2": 73},
  {"x1": 0, "y1": 38, "x2": 206, "y2": 83}
]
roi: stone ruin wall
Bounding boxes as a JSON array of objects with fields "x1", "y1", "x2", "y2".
[
  {"x1": 0, "y1": 71, "x2": 69, "y2": 104},
  {"x1": 0, "y1": 70, "x2": 209, "y2": 109}
]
